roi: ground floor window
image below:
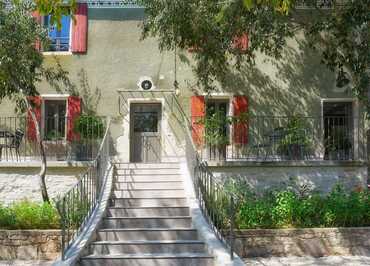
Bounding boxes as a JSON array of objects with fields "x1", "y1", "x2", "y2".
[
  {"x1": 323, "y1": 101, "x2": 354, "y2": 160},
  {"x1": 44, "y1": 99, "x2": 67, "y2": 140}
]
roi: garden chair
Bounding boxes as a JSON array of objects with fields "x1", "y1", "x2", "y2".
[
  {"x1": 249, "y1": 127, "x2": 286, "y2": 160},
  {"x1": 0, "y1": 129, "x2": 24, "y2": 161}
]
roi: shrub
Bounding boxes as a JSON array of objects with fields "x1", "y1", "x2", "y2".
[
  {"x1": 233, "y1": 182, "x2": 370, "y2": 229},
  {"x1": 0, "y1": 201, "x2": 60, "y2": 230},
  {"x1": 74, "y1": 115, "x2": 105, "y2": 139}
]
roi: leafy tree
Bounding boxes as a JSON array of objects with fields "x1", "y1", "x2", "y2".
[
  {"x1": 138, "y1": 0, "x2": 369, "y2": 109},
  {"x1": 138, "y1": 0, "x2": 295, "y2": 91},
  {"x1": 305, "y1": 0, "x2": 370, "y2": 113},
  {"x1": 0, "y1": 0, "x2": 69, "y2": 202}
]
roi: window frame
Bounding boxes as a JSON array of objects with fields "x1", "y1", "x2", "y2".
[
  {"x1": 41, "y1": 15, "x2": 73, "y2": 55},
  {"x1": 320, "y1": 98, "x2": 359, "y2": 160},
  {"x1": 41, "y1": 95, "x2": 70, "y2": 141}
]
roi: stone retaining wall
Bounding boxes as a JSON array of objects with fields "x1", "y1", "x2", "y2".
[
  {"x1": 0, "y1": 230, "x2": 61, "y2": 260},
  {"x1": 235, "y1": 227, "x2": 370, "y2": 258}
]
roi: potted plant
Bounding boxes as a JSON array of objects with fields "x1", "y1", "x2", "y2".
[
  {"x1": 73, "y1": 115, "x2": 105, "y2": 160},
  {"x1": 278, "y1": 116, "x2": 311, "y2": 160}
]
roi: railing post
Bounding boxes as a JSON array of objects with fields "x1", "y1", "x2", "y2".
[
  {"x1": 59, "y1": 197, "x2": 66, "y2": 260},
  {"x1": 229, "y1": 195, "x2": 235, "y2": 260}
]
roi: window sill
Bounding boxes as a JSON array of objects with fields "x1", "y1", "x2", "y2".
[{"x1": 42, "y1": 51, "x2": 73, "y2": 56}]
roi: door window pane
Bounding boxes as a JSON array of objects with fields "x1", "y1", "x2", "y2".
[
  {"x1": 133, "y1": 112, "x2": 158, "y2": 133},
  {"x1": 44, "y1": 100, "x2": 66, "y2": 140}
]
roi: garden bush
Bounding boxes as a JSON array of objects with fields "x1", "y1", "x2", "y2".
[
  {"x1": 0, "y1": 201, "x2": 60, "y2": 230},
  {"x1": 232, "y1": 182, "x2": 370, "y2": 229}
]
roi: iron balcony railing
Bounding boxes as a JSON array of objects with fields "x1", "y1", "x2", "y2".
[
  {"x1": 56, "y1": 117, "x2": 111, "y2": 260},
  {"x1": 191, "y1": 115, "x2": 366, "y2": 162},
  {"x1": 0, "y1": 116, "x2": 105, "y2": 162},
  {"x1": 295, "y1": 0, "x2": 348, "y2": 9},
  {"x1": 44, "y1": 37, "x2": 70, "y2": 52}
]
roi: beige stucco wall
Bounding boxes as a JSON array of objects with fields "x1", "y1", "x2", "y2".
[{"x1": 0, "y1": 8, "x2": 366, "y2": 161}]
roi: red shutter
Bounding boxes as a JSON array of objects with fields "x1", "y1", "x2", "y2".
[
  {"x1": 72, "y1": 3, "x2": 88, "y2": 53},
  {"x1": 191, "y1": 96, "x2": 205, "y2": 147},
  {"x1": 27, "y1": 96, "x2": 42, "y2": 141},
  {"x1": 67, "y1": 96, "x2": 81, "y2": 141},
  {"x1": 232, "y1": 33, "x2": 249, "y2": 53},
  {"x1": 232, "y1": 96, "x2": 248, "y2": 144},
  {"x1": 31, "y1": 11, "x2": 42, "y2": 51}
]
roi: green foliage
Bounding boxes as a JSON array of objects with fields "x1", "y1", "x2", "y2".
[
  {"x1": 198, "y1": 111, "x2": 248, "y2": 146},
  {"x1": 233, "y1": 182, "x2": 370, "y2": 229},
  {"x1": 0, "y1": 0, "x2": 70, "y2": 112},
  {"x1": 35, "y1": 0, "x2": 77, "y2": 30},
  {"x1": 74, "y1": 115, "x2": 105, "y2": 139},
  {"x1": 138, "y1": 0, "x2": 293, "y2": 90},
  {"x1": 278, "y1": 116, "x2": 311, "y2": 158},
  {"x1": 0, "y1": 201, "x2": 60, "y2": 229},
  {"x1": 305, "y1": 0, "x2": 370, "y2": 113}
]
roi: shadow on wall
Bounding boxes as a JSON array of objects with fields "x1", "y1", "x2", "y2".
[{"x1": 218, "y1": 37, "x2": 350, "y2": 117}]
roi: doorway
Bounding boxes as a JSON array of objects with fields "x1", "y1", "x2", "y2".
[{"x1": 130, "y1": 103, "x2": 162, "y2": 163}]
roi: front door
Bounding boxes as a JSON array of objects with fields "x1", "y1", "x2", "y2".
[{"x1": 130, "y1": 103, "x2": 161, "y2": 163}]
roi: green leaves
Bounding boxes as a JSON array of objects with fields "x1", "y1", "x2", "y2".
[
  {"x1": 243, "y1": 0, "x2": 254, "y2": 10},
  {"x1": 235, "y1": 183, "x2": 370, "y2": 229},
  {"x1": 35, "y1": 0, "x2": 77, "y2": 30},
  {"x1": 139, "y1": 0, "x2": 293, "y2": 91}
]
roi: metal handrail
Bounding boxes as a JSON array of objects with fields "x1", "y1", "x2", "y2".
[
  {"x1": 173, "y1": 97, "x2": 239, "y2": 259},
  {"x1": 56, "y1": 117, "x2": 111, "y2": 260}
]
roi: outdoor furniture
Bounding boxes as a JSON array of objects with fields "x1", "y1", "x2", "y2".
[
  {"x1": 0, "y1": 129, "x2": 24, "y2": 161},
  {"x1": 249, "y1": 127, "x2": 287, "y2": 160}
]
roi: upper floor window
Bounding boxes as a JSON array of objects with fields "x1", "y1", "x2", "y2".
[{"x1": 43, "y1": 15, "x2": 71, "y2": 52}]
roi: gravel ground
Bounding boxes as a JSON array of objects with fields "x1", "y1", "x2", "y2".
[{"x1": 244, "y1": 256, "x2": 370, "y2": 266}]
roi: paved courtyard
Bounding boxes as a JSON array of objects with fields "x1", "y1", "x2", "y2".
[{"x1": 244, "y1": 256, "x2": 370, "y2": 266}]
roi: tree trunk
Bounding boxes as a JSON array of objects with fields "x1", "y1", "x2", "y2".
[{"x1": 25, "y1": 98, "x2": 50, "y2": 203}]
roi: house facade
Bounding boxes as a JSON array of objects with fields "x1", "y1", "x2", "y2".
[{"x1": 0, "y1": 1, "x2": 368, "y2": 196}]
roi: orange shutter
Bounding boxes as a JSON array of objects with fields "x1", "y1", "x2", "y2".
[
  {"x1": 232, "y1": 33, "x2": 249, "y2": 53},
  {"x1": 72, "y1": 3, "x2": 88, "y2": 53},
  {"x1": 191, "y1": 96, "x2": 205, "y2": 147},
  {"x1": 27, "y1": 96, "x2": 42, "y2": 141},
  {"x1": 232, "y1": 96, "x2": 248, "y2": 144},
  {"x1": 67, "y1": 96, "x2": 81, "y2": 141}
]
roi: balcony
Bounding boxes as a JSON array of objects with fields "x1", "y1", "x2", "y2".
[
  {"x1": 0, "y1": 116, "x2": 106, "y2": 162},
  {"x1": 192, "y1": 115, "x2": 366, "y2": 162}
]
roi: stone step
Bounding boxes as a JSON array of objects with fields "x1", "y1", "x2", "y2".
[
  {"x1": 102, "y1": 216, "x2": 192, "y2": 229},
  {"x1": 89, "y1": 240, "x2": 206, "y2": 255},
  {"x1": 96, "y1": 228, "x2": 198, "y2": 241},
  {"x1": 80, "y1": 253, "x2": 214, "y2": 266},
  {"x1": 112, "y1": 189, "x2": 186, "y2": 198},
  {"x1": 115, "y1": 168, "x2": 180, "y2": 175},
  {"x1": 110, "y1": 198, "x2": 188, "y2": 208},
  {"x1": 113, "y1": 181, "x2": 184, "y2": 190},
  {"x1": 115, "y1": 175, "x2": 182, "y2": 182},
  {"x1": 114, "y1": 163, "x2": 180, "y2": 169},
  {"x1": 106, "y1": 207, "x2": 190, "y2": 217}
]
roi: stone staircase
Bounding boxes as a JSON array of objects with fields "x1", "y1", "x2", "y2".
[{"x1": 80, "y1": 162, "x2": 214, "y2": 266}]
